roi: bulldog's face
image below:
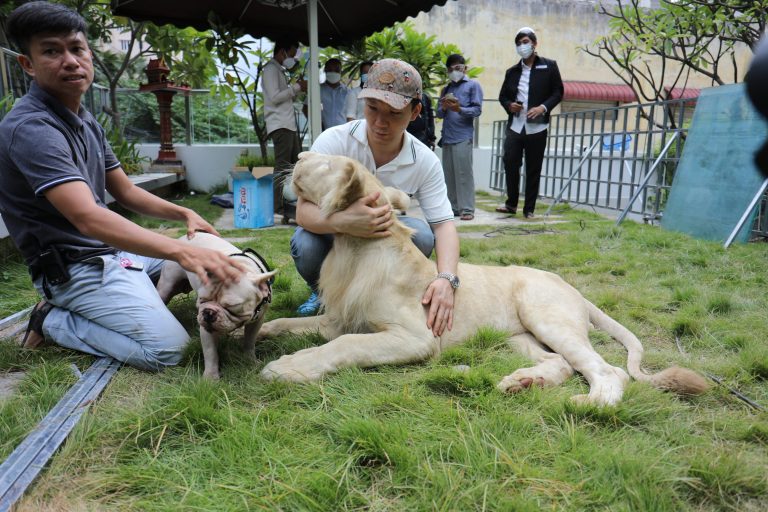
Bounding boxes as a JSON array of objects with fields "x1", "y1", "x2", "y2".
[{"x1": 195, "y1": 270, "x2": 276, "y2": 333}]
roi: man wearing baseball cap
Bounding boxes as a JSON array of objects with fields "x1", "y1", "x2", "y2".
[{"x1": 290, "y1": 58, "x2": 460, "y2": 337}]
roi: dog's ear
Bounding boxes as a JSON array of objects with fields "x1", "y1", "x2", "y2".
[
  {"x1": 324, "y1": 160, "x2": 364, "y2": 214},
  {"x1": 251, "y1": 270, "x2": 276, "y2": 295},
  {"x1": 383, "y1": 186, "x2": 410, "y2": 211}
]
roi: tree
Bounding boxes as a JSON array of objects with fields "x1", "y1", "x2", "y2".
[
  {"x1": 331, "y1": 21, "x2": 483, "y2": 95},
  {"x1": 582, "y1": 0, "x2": 767, "y2": 105}
]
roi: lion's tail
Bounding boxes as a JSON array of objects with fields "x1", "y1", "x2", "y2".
[{"x1": 585, "y1": 300, "x2": 710, "y2": 396}]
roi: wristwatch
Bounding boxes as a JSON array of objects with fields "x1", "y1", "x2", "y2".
[{"x1": 435, "y1": 272, "x2": 460, "y2": 289}]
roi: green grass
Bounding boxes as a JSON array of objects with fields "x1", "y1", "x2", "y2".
[{"x1": 1, "y1": 196, "x2": 767, "y2": 510}]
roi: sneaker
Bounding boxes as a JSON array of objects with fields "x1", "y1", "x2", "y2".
[
  {"x1": 297, "y1": 292, "x2": 322, "y2": 316},
  {"x1": 524, "y1": 212, "x2": 535, "y2": 219}
]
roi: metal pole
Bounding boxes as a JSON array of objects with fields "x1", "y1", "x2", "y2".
[
  {"x1": 307, "y1": 0, "x2": 321, "y2": 144},
  {"x1": 544, "y1": 138, "x2": 601, "y2": 216},
  {"x1": 723, "y1": 178, "x2": 768, "y2": 248},
  {"x1": 615, "y1": 131, "x2": 679, "y2": 225}
]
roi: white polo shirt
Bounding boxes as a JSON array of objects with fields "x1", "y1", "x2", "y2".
[{"x1": 310, "y1": 120, "x2": 454, "y2": 224}]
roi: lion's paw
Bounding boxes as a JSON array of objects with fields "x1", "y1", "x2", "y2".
[
  {"x1": 497, "y1": 374, "x2": 545, "y2": 394},
  {"x1": 260, "y1": 350, "x2": 328, "y2": 382}
]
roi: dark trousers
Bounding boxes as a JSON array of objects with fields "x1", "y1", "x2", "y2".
[
  {"x1": 270, "y1": 128, "x2": 301, "y2": 214},
  {"x1": 502, "y1": 128, "x2": 548, "y2": 215}
]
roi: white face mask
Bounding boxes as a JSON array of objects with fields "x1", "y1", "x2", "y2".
[
  {"x1": 516, "y1": 43, "x2": 534, "y2": 59},
  {"x1": 449, "y1": 70, "x2": 464, "y2": 83},
  {"x1": 282, "y1": 57, "x2": 297, "y2": 69},
  {"x1": 325, "y1": 72, "x2": 341, "y2": 84},
  {"x1": 360, "y1": 73, "x2": 368, "y2": 85}
]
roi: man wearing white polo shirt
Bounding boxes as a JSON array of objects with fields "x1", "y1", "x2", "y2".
[{"x1": 291, "y1": 59, "x2": 460, "y2": 337}]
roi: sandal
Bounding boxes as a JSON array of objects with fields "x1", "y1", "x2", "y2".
[
  {"x1": 460, "y1": 213, "x2": 474, "y2": 221},
  {"x1": 495, "y1": 206, "x2": 516, "y2": 214},
  {"x1": 20, "y1": 300, "x2": 53, "y2": 349}
]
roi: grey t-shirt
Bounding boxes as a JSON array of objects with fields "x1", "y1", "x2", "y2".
[{"x1": 0, "y1": 82, "x2": 120, "y2": 267}]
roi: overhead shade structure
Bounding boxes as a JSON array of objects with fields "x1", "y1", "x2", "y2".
[
  {"x1": 111, "y1": 0, "x2": 452, "y2": 139},
  {"x1": 112, "y1": 0, "x2": 450, "y2": 47}
]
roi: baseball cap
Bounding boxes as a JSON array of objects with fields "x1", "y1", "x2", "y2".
[
  {"x1": 358, "y1": 58, "x2": 422, "y2": 110},
  {"x1": 515, "y1": 26, "x2": 537, "y2": 44}
]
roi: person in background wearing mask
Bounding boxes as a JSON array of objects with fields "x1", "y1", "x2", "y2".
[
  {"x1": 261, "y1": 39, "x2": 307, "y2": 215},
  {"x1": 436, "y1": 54, "x2": 483, "y2": 221},
  {"x1": 496, "y1": 27, "x2": 563, "y2": 218},
  {"x1": 345, "y1": 61, "x2": 373, "y2": 122},
  {"x1": 407, "y1": 90, "x2": 436, "y2": 151},
  {"x1": 319, "y1": 58, "x2": 348, "y2": 131}
]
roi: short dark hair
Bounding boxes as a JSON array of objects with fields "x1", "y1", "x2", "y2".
[
  {"x1": 273, "y1": 39, "x2": 298, "y2": 57},
  {"x1": 360, "y1": 61, "x2": 374, "y2": 72},
  {"x1": 445, "y1": 54, "x2": 465, "y2": 68},
  {"x1": 515, "y1": 31, "x2": 537, "y2": 45},
  {"x1": 7, "y1": 1, "x2": 87, "y2": 56},
  {"x1": 324, "y1": 57, "x2": 341, "y2": 68}
]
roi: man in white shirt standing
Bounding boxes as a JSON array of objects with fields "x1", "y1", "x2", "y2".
[
  {"x1": 291, "y1": 59, "x2": 460, "y2": 339},
  {"x1": 496, "y1": 27, "x2": 563, "y2": 218},
  {"x1": 261, "y1": 40, "x2": 307, "y2": 214}
]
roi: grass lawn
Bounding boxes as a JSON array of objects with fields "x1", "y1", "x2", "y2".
[{"x1": 1, "y1": 192, "x2": 767, "y2": 511}]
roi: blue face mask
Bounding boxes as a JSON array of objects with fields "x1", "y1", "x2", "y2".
[{"x1": 360, "y1": 73, "x2": 368, "y2": 85}]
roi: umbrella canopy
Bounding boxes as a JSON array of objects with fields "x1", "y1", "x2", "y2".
[{"x1": 111, "y1": 0, "x2": 450, "y2": 48}]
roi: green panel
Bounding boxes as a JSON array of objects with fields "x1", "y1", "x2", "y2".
[{"x1": 662, "y1": 83, "x2": 767, "y2": 244}]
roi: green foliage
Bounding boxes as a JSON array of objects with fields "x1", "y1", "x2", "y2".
[
  {"x1": 331, "y1": 21, "x2": 483, "y2": 95},
  {"x1": 583, "y1": 0, "x2": 767, "y2": 103},
  {"x1": 97, "y1": 113, "x2": 149, "y2": 175},
  {"x1": 235, "y1": 149, "x2": 274, "y2": 170}
]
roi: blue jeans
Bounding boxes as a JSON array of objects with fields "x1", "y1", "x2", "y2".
[
  {"x1": 35, "y1": 252, "x2": 189, "y2": 371},
  {"x1": 291, "y1": 216, "x2": 435, "y2": 292}
]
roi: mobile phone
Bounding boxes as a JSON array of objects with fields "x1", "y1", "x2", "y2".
[
  {"x1": 444, "y1": 92, "x2": 457, "y2": 101},
  {"x1": 39, "y1": 248, "x2": 71, "y2": 285}
]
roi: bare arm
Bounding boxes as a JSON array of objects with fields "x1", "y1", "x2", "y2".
[
  {"x1": 106, "y1": 168, "x2": 219, "y2": 238},
  {"x1": 44, "y1": 180, "x2": 244, "y2": 285},
  {"x1": 421, "y1": 221, "x2": 460, "y2": 336},
  {"x1": 295, "y1": 193, "x2": 394, "y2": 237}
]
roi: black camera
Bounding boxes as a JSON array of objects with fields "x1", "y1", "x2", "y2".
[{"x1": 39, "y1": 247, "x2": 71, "y2": 285}]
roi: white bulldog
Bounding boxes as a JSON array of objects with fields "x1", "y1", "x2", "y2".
[{"x1": 156, "y1": 233, "x2": 276, "y2": 379}]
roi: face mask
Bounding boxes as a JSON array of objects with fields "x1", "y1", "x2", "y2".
[
  {"x1": 282, "y1": 57, "x2": 297, "y2": 69},
  {"x1": 516, "y1": 43, "x2": 534, "y2": 59},
  {"x1": 360, "y1": 73, "x2": 368, "y2": 85},
  {"x1": 325, "y1": 72, "x2": 341, "y2": 84},
  {"x1": 449, "y1": 70, "x2": 464, "y2": 82}
]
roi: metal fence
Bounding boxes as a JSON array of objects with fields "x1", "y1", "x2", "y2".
[{"x1": 489, "y1": 98, "x2": 768, "y2": 240}]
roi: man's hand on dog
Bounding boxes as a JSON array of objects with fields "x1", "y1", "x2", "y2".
[
  {"x1": 183, "y1": 210, "x2": 221, "y2": 239},
  {"x1": 176, "y1": 246, "x2": 246, "y2": 286},
  {"x1": 422, "y1": 278, "x2": 455, "y2": 336},
  {"x1": 331, "y1": 191, "x2": 394, "y2": 238}
]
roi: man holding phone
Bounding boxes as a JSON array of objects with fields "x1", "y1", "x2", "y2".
[
  {"x1": 497, "y1": 27, "x2": 564, "y2": 218},
  {"x1": 436, "y1": 54, "x2": 483, "y2": 221},
  {"x1": 0, "y1": 2, "x2": 245, "y2": 370}
]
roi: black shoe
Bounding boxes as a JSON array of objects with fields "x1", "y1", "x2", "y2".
[
  {"x1": 20, "y1": 300, "x2": 53, "y2": 349},
  {"x1": 495, "y1": 206, "x2": 516, "y2": 214}
]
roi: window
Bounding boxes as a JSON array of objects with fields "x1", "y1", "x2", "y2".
[{"x1": 120, "y1": 39, "x2": 130, "y2": 51}]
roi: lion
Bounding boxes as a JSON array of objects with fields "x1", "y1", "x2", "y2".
[{"x1": 258, "y1": 152, "x2": 709, "y2": 406}]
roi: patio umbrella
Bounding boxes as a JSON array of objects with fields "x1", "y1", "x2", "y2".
[{"x1": 111, "y1": 0, "x2": 452, "y2": 138}]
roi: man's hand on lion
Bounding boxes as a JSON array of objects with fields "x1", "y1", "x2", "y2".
[
  {"x1": 422, "y1": 278, "x2": 455, "y2": 336},
  {"x1": 330, "y1": 191, "x2": 394, "y2": 238}
]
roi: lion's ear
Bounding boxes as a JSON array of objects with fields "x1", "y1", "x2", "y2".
[
  {"x1": 324, "y1": 161, "x2": 364, "y2": 214},
  {"x1": 384, "y1": 187, "x2": 410, "y2": 211}
]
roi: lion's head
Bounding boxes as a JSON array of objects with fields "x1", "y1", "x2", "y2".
[{"x1": 291, "y1": 152, "x2": 410, "y2": 217}]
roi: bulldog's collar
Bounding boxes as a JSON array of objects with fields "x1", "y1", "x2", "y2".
[{"x1": 229, "y1": 248, "x2": 273, "y2": 322}]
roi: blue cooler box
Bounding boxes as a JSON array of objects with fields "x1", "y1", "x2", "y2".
[{"x1": 231, "y1": 168, "x2": 274, "y2": 228}]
